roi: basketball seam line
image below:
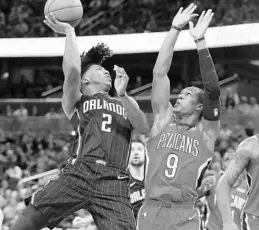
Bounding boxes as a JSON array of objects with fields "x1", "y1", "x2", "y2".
[
  {"x1": 47, "y1": 0, "x2": 56, "y2": 15},
  {"x1": 62, "y1": 18, "x2": 82, "y2": 23},
  {"x1": 46, "y1": 5, "x2": 82, "y2": 14}
]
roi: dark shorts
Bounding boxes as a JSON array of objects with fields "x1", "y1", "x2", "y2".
[
  {"x1": 242, "y1": 213, "x2": 259, "y2": 230},
  {"x1": 137, "y1": 199, "x2": 200, "y2": 230},
  {"x1": 28, "y1": 158, "x2": 136, "y2": 230}
]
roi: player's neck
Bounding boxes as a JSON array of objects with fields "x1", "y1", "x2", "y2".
[
  {"x1": 84, "y1": 85, "x2": 108, "y2": 96},
  {"x1": 129, "y1": 165, "x2": 145, "y2": 181},
  {"x1": 177, "y1": 113, "x2": 199, "y2": 126}
]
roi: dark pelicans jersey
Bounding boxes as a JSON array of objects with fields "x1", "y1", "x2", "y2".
[
  {"x1": 129, "y1": 176, "x2": 145, "y2": 218},
  {"x1": 70, "y1": 93, "x2": 133, "y2": 170},
  {"x1": 205, "y1": 177, "x2": 247, "y2": 230},
  {"x1": 243, "y1": 134, "x2": 259, "y2": 217}
]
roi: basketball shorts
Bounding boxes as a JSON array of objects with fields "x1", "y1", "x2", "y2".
[
  {"x1": 29, "y1": 158, "x2": 136, "y2": 230},
  {"x1": 137, "y1": 199, "x2": 200, "y2": 230},
  {"x1": 242, "y1": 213, "x2": 259, "y2": 230}
]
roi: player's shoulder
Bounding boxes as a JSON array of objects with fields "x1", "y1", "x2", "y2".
[
  {"x1": 151, "y1": 111, "x2": 176, "y2": 137},
  {"x1": 237, "y1": 135, "x2": 259, "y2": 160}
]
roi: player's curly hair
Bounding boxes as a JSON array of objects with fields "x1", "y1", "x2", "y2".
[{"x1": 80, "y1": 43, "x2": 113, "y2": 77}]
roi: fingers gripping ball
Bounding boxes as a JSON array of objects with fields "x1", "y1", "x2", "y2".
[{"x1": 44, "y1": 0, "x2": 83, "y2": 27}]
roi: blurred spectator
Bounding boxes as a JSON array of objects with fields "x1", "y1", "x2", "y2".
[
  {"x1": 236, "y1": 96, "x2": 250, "y2": 115},
  {"x1": 5, "y1": 105, "x2": 12, "y2": 117},
  {"x1": 13, "y1": 104, "x2": 28, "y2": 120},
  {"x1": 134, "y1": 76, "x2": 143, "y2": 89},
  {"x1": 224, "y1": 87, "x2": 239, "y2": 110},
  {"x1": 45, "y1": 108, "x2": 58, "y2": 119},
  {"x1": 171, "y1": 82, "x2": 184, "y2": 94},
  {"x1": 219, "y1": 124, "x2": 232, "y2": 140},
  {"x1": 0, "y1": 0, "x2": 259, "y2": 38},
  {"x1": 31, "y1": 105, "x2": 39, "y2": 116},
  {"x1": 249, "y1": 96, "x2": 259, "y2": 115},
  {"x1": 245, "y1": 121, "x2": 255, "y2": 137}
]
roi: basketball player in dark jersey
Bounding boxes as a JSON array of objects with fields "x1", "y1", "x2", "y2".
[
  {"x1": 202, "y1": 152, "x2": 247, "y2": 230},
  {"x1": 138, "y1": 4, "x2": 221, "y2": 230},
  {"x1": 10, "y1": 13, "x2": 149, "y2": 230},
  {"x1": 128, "y1": 140, "x2": 146, "y2": 220},
  {"x1": 217, "y1": 134, "x2": 259, "y2": 230}
]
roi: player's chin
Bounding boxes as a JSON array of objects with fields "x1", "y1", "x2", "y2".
[
  {"x1": 172, "y1": 106, "x2": 181, "y2": 113},
  {"x1": 104, "y1": 82, "x2": 112, "y2": 91}
]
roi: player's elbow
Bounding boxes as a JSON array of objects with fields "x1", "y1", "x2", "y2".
[
  {"x1": 133, "y1": 120, "x2": 150, "y2": 135},
  {"x1": 153, "y1": 67, "x2": 167, "y2": 79}
]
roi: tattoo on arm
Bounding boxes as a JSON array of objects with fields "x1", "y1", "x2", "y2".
[{"x1": 225, "y1": 150, "x2": 250, "y2": 187}]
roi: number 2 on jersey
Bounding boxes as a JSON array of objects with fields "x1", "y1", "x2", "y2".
[
  {"x1": 165, "y1": 153, "x2": 179, "y2": 178},
  {"x1": 101, "y1": 113, "x2": 112, "y2": 132}
]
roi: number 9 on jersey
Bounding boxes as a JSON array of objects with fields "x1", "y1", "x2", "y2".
[{"x1": 165, "y1": 153, "x2": 179, "y2": 178}]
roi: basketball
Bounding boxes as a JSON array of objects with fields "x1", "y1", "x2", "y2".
[{"x1": 44, "y1": 0, "x2": 83, "y2": 27}]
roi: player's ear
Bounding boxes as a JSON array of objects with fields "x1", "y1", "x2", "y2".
[
  {"x1": 82, "y1": 76, "x2": 91, "y2": 84},
  {"x1": 196, "y1": 103, "x2": 203, "y2": 113}
]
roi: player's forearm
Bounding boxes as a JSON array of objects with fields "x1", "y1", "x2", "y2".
[
  {"x1": 197, "y1": 39, "x2": 220, "y2": 96},
  {"x1": 197, "y1": 39, "x2": 221, "y2": 120},
  {"x1": 216, "y1": 177, "x2": 233, "y2": 223},
  {"x1": 62, "y1": 28, "x2": 81, "y2": 84},
  {"x1": 153, "y1": 28, "x2": 180, "y2": 78},
  {"x1": 119, "y1": 94, "x2": 149, "y2": 134}
]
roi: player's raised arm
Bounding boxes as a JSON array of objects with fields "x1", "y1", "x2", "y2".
[
  {"x1": 216, "y1": 137, "x2": 257, "y2": 230},
  {"x1": 44, "y1": 13, "x2": 81, "y2": 119},
  {"x1": 189, "y1": 10, "x2": 220, "y2": 145},
  {"x1": 114, "y1": 65, "x2": 149, "y2": 135},
  {"x1": 152, "y1": 4, "x2": 198, "y2": 134}
]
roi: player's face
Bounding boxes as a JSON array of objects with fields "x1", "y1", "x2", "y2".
[
  {"x1": 85, "y1": 64, "x2": 112, "y2": 91},
  {"x1": 173, "y1": 87, "x2": 202, "y2": 117},
  {"x1": 129, "y1": 142, "x2": 145, "y2": 166}
]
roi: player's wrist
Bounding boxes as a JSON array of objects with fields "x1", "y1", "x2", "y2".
[
  {"x1": 65, "y1": 27, "x2": 75, "y2": 34},
  {"x1": 195, "y1": 37, "x2": 207, "y2": 51},
  {"x1": 170, "y1": 25, "x2": 182, "y2": 32},
  {"x1": 117, "y1": 92, "x2": 127, "y2": 97}
]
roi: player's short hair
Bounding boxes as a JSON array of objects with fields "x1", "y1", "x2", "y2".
[
  {"x1": 80, "y1": 43, "x2": 113, "y2": 77},
  {"x1": 132, "y1": 139, "x2": 145, "y2": 147}
]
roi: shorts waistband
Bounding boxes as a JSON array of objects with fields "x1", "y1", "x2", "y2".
[
  {"x1": 76, "y1": 156, "x2": 127, "y2": 172},
  {"x1": 145, "y1": 198, "x2": 195, "y2": 208}
]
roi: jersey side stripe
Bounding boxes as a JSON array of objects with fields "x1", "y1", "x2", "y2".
[
  {"x1": 75, "y1": 124, "x2": 82, "y2": 158},
  {"x1": 196, "y1": 157, "x2": 212, "y2": 190},
  {"x1": 204, "y1": 199, "x2": 211, "y2": 228}
]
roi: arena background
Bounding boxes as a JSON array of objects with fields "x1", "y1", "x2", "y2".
[{"x1": 1, "y1": 0, "x2": 259, "y2": 229}]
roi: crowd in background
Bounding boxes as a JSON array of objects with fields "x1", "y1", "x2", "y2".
[
  {"x1": 0, "y1": 0, "x2": 259, "y2": 37},
  {"x1": 0, "y1": 95, "x2": 257, "y2": 229}
]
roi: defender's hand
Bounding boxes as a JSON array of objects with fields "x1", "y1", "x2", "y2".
[
  {"x1": 200, "y1": 175, "x2": 216, "y2": 192},
  {"x1": 172, "y1": 3, "x2": 198, "y2": 29},
  {"x1": 189, "y1": 9, "x2": 214, "y2": 40},
  {"x1": 114, "y1": 65, "x2": 129, "y2": 96},
  {"x1": 44, "y1": 13, "x2": 73, "y2": 35}
]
